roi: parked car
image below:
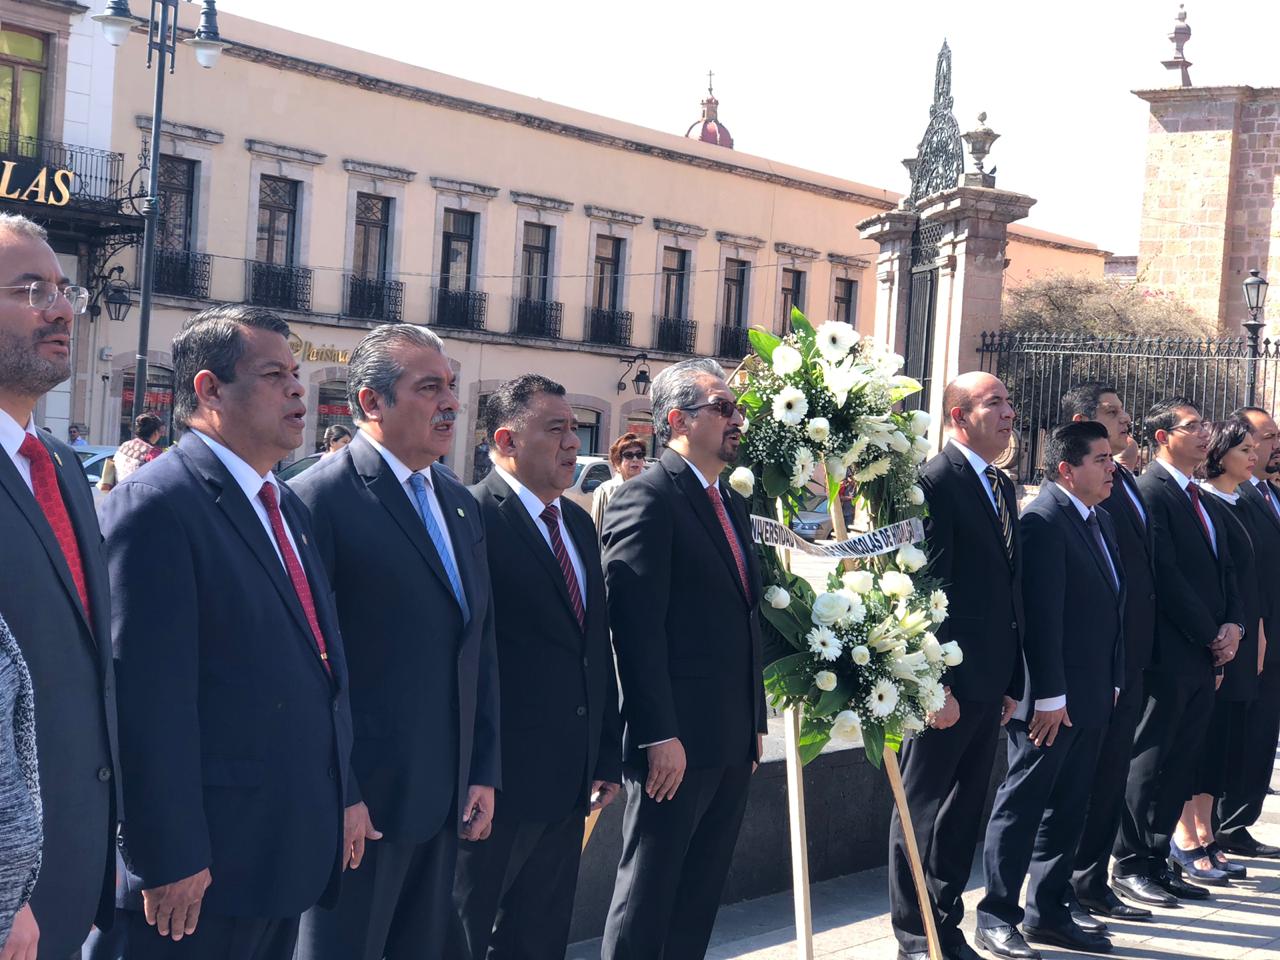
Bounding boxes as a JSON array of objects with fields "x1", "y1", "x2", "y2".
[
  {"x1": 75, "y1": 445, "x2": 119, "y2": 485},
  {"x1": 563, "y1": 456, "x2": 614, "y2": 511},
  {"x1": 789, "y1": 491, "x2": 835, "y2": 542},
  {"x1": 276, "y1": 452, "x2": 322, "y2": 481}
]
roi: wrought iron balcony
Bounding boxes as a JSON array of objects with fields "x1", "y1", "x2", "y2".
[
  {"x1": 0, "y1": 135, "x2": 126, "y2": 208},
  {"x1": 246, "y1": 261, "x2": 313, "y2": 312},
  {"x1": 716, "y1": 324, "x2": 752, "y2": 359},
  {"x1": 654, "y1": 316, "x2": 697, "y2": 354},
  {"x1": 586, "y1": 307, "x2": 633, "y2": 347},
  {"x1": 152, "y1": 249, "x2": 211, "y2": 299},
  {"x1": 514, "y1": 298, "x2": 563, "y2": 339},
  {"x1": 345, "y1": 274, "x2": 404, "y2": 322},
  {"x1": 433, "y1": 287, "x2": 487, "y2": 330}
]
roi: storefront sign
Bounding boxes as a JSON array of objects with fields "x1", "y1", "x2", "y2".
[
  {"x1": 289, "y1": 333, "x2": 351, "y2": 365},
  {"x1": 0, "y1": 161, "x2": 75, "y2": 207}
]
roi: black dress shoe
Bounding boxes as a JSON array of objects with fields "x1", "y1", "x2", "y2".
[
  {"x1": 1112, "y1": 875, "x2": 1177, "y2": 908},
  {"x1": 1066, "y1": 898, "x2": 1108, "y2": 934},
  {"x1": 1217, "y1": 832, "x2": 1280, "y2": 858},
  {"x1": 1076, "y1": 888, "x2": 1153, "y2": 920},
  {"x1": 945, "y1": 943, "x2": 984, "y2": 960},
  {"x1": 975, "y1": 925, "x2": 1041, "y2": 960},
  {"x1": 1024, "y1": 923, "x2": 1112, "y2": 954},
  {"x1": 1153, "y1": 870, "x2": 1211, "y2": 900}
]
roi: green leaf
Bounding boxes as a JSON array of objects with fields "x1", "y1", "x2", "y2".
[
  {"x1": 737, "y1": 386, "x2": 763, "y2": 412},
  {"x1": 790, "y1": 306, "x2": 817, "y2": 353},
  {"x1": 748, "y1": 327, "x2": 781, "y2": 363},
  {"x1": 861, "y1": 723, "x2": 886, "y2": 768},
  {"x1": 888, "y1": 376, "x2": 923, "y2": 402},
  {"x1": 798, "y1": 729, "x2": 831, "y2": 765},
  {"x1": 759, "y1": 599, "x2": 809, "y2": 646},
  {"x1": 812, "y1": 675, "x2": 856, "y2": 717},
  {"x1": 763, "y1": 461, "x2": 791, "y2": 498},
  {"x1": 762, "y1": 652, "x2": 811, "y2": 698}
]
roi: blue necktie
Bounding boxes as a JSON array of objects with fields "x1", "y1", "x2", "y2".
[{"x1": 408, "y1": 472, "x2": 470, "y2": 622}]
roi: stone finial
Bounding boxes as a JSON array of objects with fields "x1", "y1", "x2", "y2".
[
  {"x1": 1162, "y1": 4, "x2": 1192, "y2": 87},
  {"x1": 962, "y1": 112, "x2": 999, "y2": 187}
]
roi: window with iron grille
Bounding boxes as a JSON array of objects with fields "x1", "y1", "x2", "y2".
[
  {"x1": 574, "y1": 407, "x2": 601, "y2": 455},
  {"x1": 157, "y1": 155, "x2": 195, "y2": 252},
  {"x1": 723, "y1": 258, "x2": 748, "y2": 327},
  {"x1": 593, "y1": 235, "x2": 623, "y2": 311},
  {"x1": 661, "y1": 247, "x2": 688, "y2": 319},
  {"x1": 521, "y1": 222, "x2": 551, "y2": 302},
  {"x1": 440, "y1": 209, "x2": 475, "y2": 292},
  {"x1": 256, "y1": 176, "x2": 298, "y2": 265},
  {"x1": 0, "y1": 28, "x2": 47, "y2": 153},
  {"x1": 353, "y1": 193, "x2": 390, "y2": 278},
  {"x1": 834, "y1": 277, "x2": 858, "y2": 326},
  {"x1": 781, "y1": 268, "x2": 804, "y2": 327}
]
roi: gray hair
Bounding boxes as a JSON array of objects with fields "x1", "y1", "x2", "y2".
[
  {"x1": 651, "y1": 357, "x2": 727, "y2": 443},
  {"x1": 347, "y1": 323, "x2": 445, "y2": 421},
  {"x1": 0, "y1": 213, "x2": 48, "y2": 243}
]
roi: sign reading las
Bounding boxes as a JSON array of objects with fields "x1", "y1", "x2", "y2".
[{"x1": 0, "y1": 161, "x2": 75, "y2": 207}]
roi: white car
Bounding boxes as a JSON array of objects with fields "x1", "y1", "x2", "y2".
[{"x1": 564, "y1": 456, "x2": 614, "y2": 512}]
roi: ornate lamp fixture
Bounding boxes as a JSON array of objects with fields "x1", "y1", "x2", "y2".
[{"x1": 617, "y1": 353, "x2": 652, "y2": 395}]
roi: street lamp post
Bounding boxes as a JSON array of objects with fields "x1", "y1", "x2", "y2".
[
  {"x1": 1243, "y1": 268, "x2": 1269, "y2": 407},
  {"x1": 94, "y1": 0, "x2": 225, "y2": 422}
]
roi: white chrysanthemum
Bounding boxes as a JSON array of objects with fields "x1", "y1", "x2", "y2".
[
  {"x1": 806, "y1": 417, "x2": 831, "y2": 443},
  {"x1": 907, "y1": 484, "x2": 926, "y2": 506},
  {"x1": 729, "y1": 466, "x2": 754, "y2": 497},
  {"x1": 850, "y1": 644, "x2": 871, "y2": 666},
  {"x1": 896, "y1": 543, "x2": 928, "y2": 573},
  {"x1": 772, "y1": 386, "x2": 809, "y2": 426},
  {"x1": 808, "y1": 625, "x2": 842, "y2": 661},
  {"x1": 791, "y1": 446, "x2": 816, "y2": 487},
  {"x1": 868, "y1": 678, "x2": 900, "y2": 717},
  {"x1": 929, "y1": 589, "x2": 949, "y2": 624},
  {"x1": 764, "y1": 585, "x2": 791, "y2": 610},
  {"x1": 879, "y1": 570, "x2": 915, "y2": 598},
  {"x1": 841, "y1": 436, "x2": 870, "y2": 469},
  {"x1": 830, "y1": 709, "x2": 861, "y2": 742},
  {"x1": 921, "y1": 632, "x2": 943, "y2": 663},
  {"x1": 853, "y1": 457, "x2": 893, "y2": 483},
  {"x1": 909, "y1": 410, "x2": 932, "y2": 436},
  {"x1": 772, "y1": 343, "x2": 803, "y2": 375},
  {"x1": 941, "y1": 640, "x2": 964, "y2": 667},
  {"x1": 920, "y1": 681, "x2": 948, "y2": 714},
  {"x1": 816, "y1": 321, "x2": 859, "y2": 362},
  {"x1": 887, "y1": 431, "x2": 912, "y2": 455},
  {"x1": 842, "y1": 570, "x2": 874, "y2": 594},
  {"x1": 811, "y1": 591, "x2": 853, "y2": 626},
  {"x1": 814, "y1": 670, "x2": 838, "y2": 692},
  {"x1": 838, "y1": 590, "x2": 867, "y2": 626}
]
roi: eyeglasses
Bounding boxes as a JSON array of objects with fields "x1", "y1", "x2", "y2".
[
  {"x1": 619, "y1": 450, "x2": 646, "y2": 461},
  {"x1": 0, "y1": 281, "x2": 90, "y2": 316},
  {"x1": 681, "y1": 398, "x2": 745, "y2": 419},
  {"x1": 1170, "y1": 420, "x2": 1209, "y2": 434}
]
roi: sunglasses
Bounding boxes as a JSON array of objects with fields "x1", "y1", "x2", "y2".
[
  {"x1": 682, "y1": 398, "x2": 745, "y2": 419},
  {"x1": 619, "y1": 450, "x2": 646, "y2": 461}
]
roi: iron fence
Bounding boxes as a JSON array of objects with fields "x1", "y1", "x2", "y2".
[
  {"x1": 513, "y1": 298, "x2": 563, "y2": 339},
  {"x1": 246, "y1": 261, "x2": 313, "y2": 312},
  {"x1": 586, "y1": 307, "x2": 632, "y2": 347},
  {"x1": 0, "y1": 135, "x2": 126, "y2": 207},
  {"x1": 346, "y1": 275, "x2": 404, "y2": 322},
  {"x1": 977, "y1": 330, "x2": 1280, "y2": 484},
  {"x1": 152, "y1": 249, "x2": 210, "y2": 299},
  {"x1": 433, "y1": 287, "x2": 487, "y2": 330},
  {"x1": 716, "y1": 324, "x2": 752, "y2": 359},
  {"x1": 654, "y1": 316, "x2": 697, "y2": 354}
]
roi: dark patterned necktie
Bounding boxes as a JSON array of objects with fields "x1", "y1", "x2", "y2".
[
  {"x1": 984, "y1": 465, "x2": 1014, "y2": 561},
  {"x1": 540, "y1": 503, "x2": 585, "y2": 630},
  {"x1": 1086, "y1": 510, "x2": 1119, "y2": 591},
  {"x1": 1186, "y1": 482, "x2": 1214, "y2": 549}
]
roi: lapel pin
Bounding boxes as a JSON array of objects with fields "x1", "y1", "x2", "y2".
[
  {"x1": 302, "y1": 533, "x2": 309, "y2": 545},
  {"x1": 456, "y1": 507, "x2": 466, "y2": 518},
  {"x1": 53, "y1": 450, "x2": 63, "y2": 467}
]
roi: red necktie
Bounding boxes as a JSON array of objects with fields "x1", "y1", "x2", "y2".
[
  {"x1": 1186, "y1": 482, "x2": 1213, "y2": 546},
  {"x1": 707, "y1": 483, "x2": 751, "y2": 600},
  {"x1": 19, "y1": 433, "x2": 91, "y2": 619},
  {"x1": 540, "y1": 502, "x2": 585, "y2": 630},
  {"x1": 258, "y1": 482, "x2": 332, "y2": 674},
  {"x1": 1260, "y1": 481, "x2": 1280, "y2": 521}
]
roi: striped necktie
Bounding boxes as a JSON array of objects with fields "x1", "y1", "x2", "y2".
[{"x1": 984, "y1": 464, "x2": 1014, "y2": 561}]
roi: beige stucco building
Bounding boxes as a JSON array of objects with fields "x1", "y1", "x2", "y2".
[{"x1": 1, "y1": 2, "x2": 1105, "y2": 473}]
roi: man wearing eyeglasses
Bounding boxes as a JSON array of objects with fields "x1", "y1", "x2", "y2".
[
  {"x1": 0, "y1": 212, "x2": 119, "y2": 957},
  {"x1": 599, "y1": 358, "x2": 766, "y2": 960},
  {"x1": 1111, "y1": 398, "x2": 1244, "y2": 907}
]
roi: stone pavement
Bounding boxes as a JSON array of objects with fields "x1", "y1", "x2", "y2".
[{"x1": 567, "y1": 759, "x2": 1280, "y2": 959}]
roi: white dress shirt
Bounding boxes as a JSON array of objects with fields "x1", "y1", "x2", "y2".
[
  {"x1": 361, "y1": 430, "x2": 460, "y2": 574},
  {"x1": 1154, "y1": 459, "x2": 1217, "y2": 553},
  {"x1": 0, "y1": 407, "x2": 41, "y2": 494},
  {"x1": 949, "y1": 439, "x2": 1000, "y2": 514},
  {"x1": 491, "y1": 463, "x2": 586, "y2": 609},
  {"x1": 1115, "y1": 463, "x2": 1147, "y2": 527},
  {"x1": 193, "y1": 430, "x2": 300, "y2": 569}
]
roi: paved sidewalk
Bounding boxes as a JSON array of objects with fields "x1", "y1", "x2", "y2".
[{"x1": 568, "y1": 760, "x2": 1280, "y2": 959}]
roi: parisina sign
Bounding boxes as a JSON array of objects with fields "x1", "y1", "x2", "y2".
[{"x1": 0, "y1": 161, "x2": 75, "y2": 207}]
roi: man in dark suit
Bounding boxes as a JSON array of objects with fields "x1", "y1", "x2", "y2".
[
  {"x1": 1111, "y1": 397, "x2": 1243, "y2": 906},
  {"x1": 451, "y1": 374, "x2": 623, "y2": 958},
  {"x1": 889, "y1": 372, "x2": 1024, "y2": 960},
  {"x1": 0, "y1": 213, "x2": 119, "y2": 958},
  {"x1": 1217, "y1": 406, "x2": 1280, "y2": 858},
  {"x1": 600, "y1": 357, "x2": 765, "y2": 959},
  {"x1": 292, "y1": 323, "x2": 499, "y2": 960},
  {"x1": 102, "y1": 304, "x2": 352, "y2": 958},
  {"x1": 1059, "y1": 384, "x2": 1157, "y2": 923},
  {"x1": 976, "y1": 422, "x2": 1125, "y2": 959}
]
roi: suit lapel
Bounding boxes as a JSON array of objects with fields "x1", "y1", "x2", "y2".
[
  {"x1": 488, "y1": 473, "x2": 580, "y2": 629},
  {"x1": 1051, "y1": 485, "x2": 1119, "y2": 597},
  {"x1": 433, "y1": 463, "x2": 477, "y2": 622},
  {"x1": 1112, "y1": 467, "x2": 1148, "y2": 538},
  {"x1": 1153, "y1": 462, "x2": 1215, "y2": 554},
  {"x1": 667, "y1": 452, "x2": 749, "y2": 605},
  {"x1": 945, "y1": 442, "x2": 1012, "y2": 569},
  {"x1": 1243, "y1": 479, "x2": 1280, "y2": 536}
]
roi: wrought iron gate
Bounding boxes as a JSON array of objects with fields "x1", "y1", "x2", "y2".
[{"x1": 902, "y1": 221, "x2": 945, "y2": 411}]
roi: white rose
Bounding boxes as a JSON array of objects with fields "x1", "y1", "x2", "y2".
[
  {"x1": 896, "y1": 543, "x2": 928, "y2": 573},
  {"x1": 912, "y1": 436, "x2": 932, "y2": 463},
  {"x1": 791, "y1": 446, "x2": 816, "y2": 488},
  {"x1": 812, "y1": 591, "x2": 853, "y2": 626},
  {"x1": 764, "y1": 585, "x2": 791, "y2": 609},
  {"x1": 879, "y1": 570, "x2": 915, "y2": 598},
  {"x1": 909, "y1": 410, "x2": 932, "y2": 435},
  {"x1": 830, "y1": 709, "x2": 861, "y2": 742},
  {"x1": 772, "y1": 386, "x2": 809, "y2": 426},
  {"x1": 850, "y1": 644, "x2": 871, "y2": 666},
  {"x1": 742, "y1": 416, "x2": 750, "y2": 433},
  {"x1": 842, "y1": 570, "x2": 874, "y2": 594},
  {"x1": 806, "y1": 417, "x2": 831, "y2": 443},
  {"x1": 814, "y1": 670, "x2": 838, "y2": 692},
  {"x1": 816, "y1": 320, "x2": 859, "y2": 362},
  {"x1": 940, "y1": 640, "x2": 964, "y2": 667},
  {"x1": 728, "y1": 466, "x2": 755, "y2": 497},
  {"x1": 772, "y1": 343, "x2": 803, "y2": 376},
  {"x1": 921, "y1": 633, "x2": 943, "y2": 663},
  {"x1": 907, "y1": 484, "x2": 925, "y2": 506},
  {"x1": 887, "y1": 430, "x2": 912, "y2": 454}
]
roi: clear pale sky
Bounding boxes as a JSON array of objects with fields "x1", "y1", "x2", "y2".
[{"x1": 210, "y1": 0, "x2": 1280, "y2": 255}]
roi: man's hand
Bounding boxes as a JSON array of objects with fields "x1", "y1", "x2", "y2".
[
  {"x1": 646, "y1": 739, "x2": 686, "y2": 802},
  {"x1": 1028, "y1": 706, "x2": 1071, "y2": 748},
  {"x1": 0, "y1": 903, "x2": 38, "y2": 960},
  {"x1": 460, "y1": 785, "x2": 495, "y2": 842},
  {"x1": 590, "y1": 780, "x2": 621, "y2": 812},
  {"x1": 142, "y1": 868, "x2": 212, "y2": 941},
  {"x1": 343, "y1": 801, "x2": 382, "y2": 870},
  {"x1": 1000, "y1": 696, "x2": 1018, "y2": 727},
  {"x1": 1211, "y1": 623, "x2": 1242, "y2": 666},
  {"x1": 927, "y1": 688, "x2": 960, "y2": 730}
]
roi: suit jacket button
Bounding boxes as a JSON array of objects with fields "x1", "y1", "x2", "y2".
[
  {"x1": 1011, "y1": 621, "x2": 1018, "y2": 630},
  {"x1": 576, "y1": 706, "x2": 587, "y2": 717},
  {"x1": 1149, "y1": 593, "x2": 1156, "y2": 600},
  {"x1": 97, "y1": 766, "x2": 112, "y2": 782},
  {"x1": 333, "y1": 699, "x2": 340, "y2": 712},
  {"x1": 327, "y1": 766, "x2": 337, "y2": 780},
  {"x1": 582, "y1": 656, "x2": 589, "y2": 668}
]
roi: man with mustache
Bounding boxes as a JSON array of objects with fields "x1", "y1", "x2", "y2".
[
  {"x1": 600, "y1": 358, "x2": 766, "y2": 959},
  {"x1": 293, "y1": 323, "x2": 499, "y2": 960},
  {"x1": 0, "y1": 212, "x2": 119, "y2": 957},
  {"x1": 103, "y1": 303, "x2": 353, "y2": 958}
]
